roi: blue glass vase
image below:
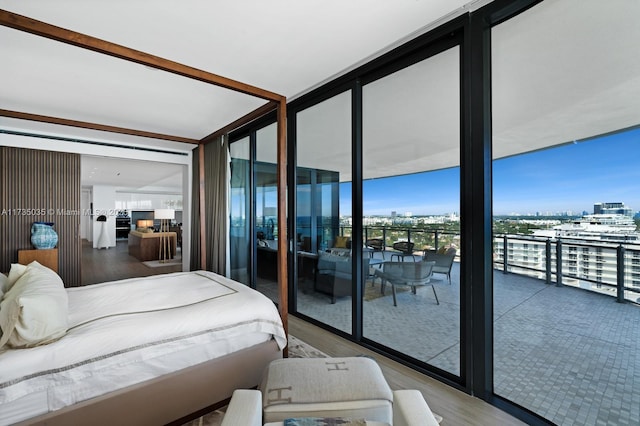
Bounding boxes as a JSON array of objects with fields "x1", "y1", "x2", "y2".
[{"x1": 31, "y1": 222, "x2": 58, "y2": 249}]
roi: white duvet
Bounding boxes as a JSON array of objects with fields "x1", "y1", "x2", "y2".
[{"x1": 0, "y1": 271, "x2": 286, "y2": 418}]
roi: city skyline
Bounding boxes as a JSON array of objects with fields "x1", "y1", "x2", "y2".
[{"x1": 341, "y1": 127, "x2": 640, "y2": 216}]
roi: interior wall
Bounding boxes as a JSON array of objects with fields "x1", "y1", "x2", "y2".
[{"x1": 0, "y1": 146, "x2": 81, "y2": 285}]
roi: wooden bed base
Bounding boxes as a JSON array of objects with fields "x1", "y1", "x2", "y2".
[{"x1": 16, "y1": 339, "x2": 282, "y2": 426}]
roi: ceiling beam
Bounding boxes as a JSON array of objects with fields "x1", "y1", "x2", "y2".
[
  {"x1": 0, "y1": 109, "x2": 200, "y2": 144},
  {"x1": 200, "y1": 101, "x2": 278, "y2": 144},
  {"x1": 0, "y1": 9, "x2": 284, "y2": 103}
]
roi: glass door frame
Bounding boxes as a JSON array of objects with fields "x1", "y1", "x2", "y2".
[
  {"x1": 287, "y1": 21, "x2": 470, "y2": 389},
  {"x1": 229, "y1": 116, "x2": 271, "y2": 291},
  {"x1": 229, "y1": 1, "x2": 551, "y2": 423}
]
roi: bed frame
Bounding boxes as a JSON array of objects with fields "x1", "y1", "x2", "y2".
[
  {"x1": 1, "y1": 11, "x2": 289, "y2": 425},
  {"x1": 15, "y1": 339, "x2": 282, "y2": 426}
]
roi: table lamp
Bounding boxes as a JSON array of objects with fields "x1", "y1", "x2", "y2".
[{"x1": 136, "y1": 219, "x2": 154, "y2": 231}]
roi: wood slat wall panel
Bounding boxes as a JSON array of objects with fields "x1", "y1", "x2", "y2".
[{"x1": 0, "y1": 146, "x2": 81, "y2": 285}]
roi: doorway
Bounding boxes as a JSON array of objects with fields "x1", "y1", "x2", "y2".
[{"x1": 80, "y1": 155, "x2": 188, "y2": 285}]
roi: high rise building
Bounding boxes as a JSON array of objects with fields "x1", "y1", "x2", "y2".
[
  {"x1": 594, "y1": 202, "x2": 634, "y2": 216},
  {"x1": 495, "y1": 202, "x2": 640, "y2": 296}
]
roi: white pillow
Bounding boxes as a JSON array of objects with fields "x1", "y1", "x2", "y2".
[
  {"x1": 0, "y1": 273, "x2": 5, "y2": 339},
  {"x1": 0, "y1": 272, "x2": 7, "y2": 298},
  {"x1": 0, "y1": 261, "x2": 68, "y2": 350},
  {"x1": 1, "y1": 264, "x2": 38, "y2": 338},
  {"x1": 6, "y1": 263, "x2": 28, "y2": 291}
]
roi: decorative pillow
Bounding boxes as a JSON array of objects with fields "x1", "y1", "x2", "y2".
[
  {"x1": 329, "y1": 248, "x2": 351, "y2": 257},
  {"x1": 0, "y1": 272, "x2": 7, "y2": 299},
  {"x1": 6, "y1": 263, "x2": 28, "y2": 291},
  {"x1": 437, "y1": 246, "x2": 447, "y2": 255},
  {"x1": 284, "y1": 418, "x2": 367, "y2": 426},
  {"x1": 334, "y1": 236, "x2": 350, "y2": 249},
  {"x1": 318, "y1": 251, "x2": 350, "y2": 262},
  {"x1": 0, "y1": 261, "x2": 68, "y2": 350}
]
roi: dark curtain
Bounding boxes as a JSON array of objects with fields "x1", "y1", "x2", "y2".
[
  {"x1": 190, "y1": 137, "x2": 230, "y2": 275},
  {"x1": 190, "y1": 146, "x2": 201, "y2": 271}
]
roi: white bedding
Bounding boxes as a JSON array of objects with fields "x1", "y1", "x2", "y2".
[{"x1": 0, "y1": 271, "x2": 286, "y2": 425}]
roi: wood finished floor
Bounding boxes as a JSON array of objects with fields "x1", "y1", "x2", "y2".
[
  {"x1": 81, "y1": 244, "x2": 523, "y2": 425},
  {"x1": 290, "y1": 316, "x2": 526, "y2": 426},
  {"x1": 81, "y1": 239, "x2": 182, "y2": 285}
]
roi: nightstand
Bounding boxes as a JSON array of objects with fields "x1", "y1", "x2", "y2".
[{"x1": 18, "y1": 248, "x2": 59, "y2": 273}]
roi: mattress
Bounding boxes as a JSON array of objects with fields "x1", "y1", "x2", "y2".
[{"x1": 0, "y1": 271, "x2": 286, "y2": 425}]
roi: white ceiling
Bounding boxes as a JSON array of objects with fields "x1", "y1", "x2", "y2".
[
  {"x1": 0, "y1": 0, "x2": 474, "y2": 141},
  {"x1": 81, "y1": 156, "x2": 183, "y2": 192},
  {"x1": 1, "y1": 0, "x2": 639, "y2": 186},
  {"x1": 280, "y1": 0, "x2": 640, "y2": 181},
  {"x1": 0, "y1": 0, "x2": 476, "y2": 188}
]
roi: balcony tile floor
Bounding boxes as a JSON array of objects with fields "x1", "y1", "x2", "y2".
[{"x1": 258, "y1": 255, "x2": 640, "y2": 426}]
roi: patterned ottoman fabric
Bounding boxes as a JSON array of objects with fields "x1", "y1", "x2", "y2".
[
  {"x1": 264, "y1": 421, "x2": 387, "y2": 426},
  {"x1": 283, "y1": 418, "x2": 366, "y2": 426},
  {"x1": 260, "y1": 357, "x2": 393, "y2": 424}
]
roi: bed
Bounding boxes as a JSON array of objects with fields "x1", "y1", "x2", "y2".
[{"x1": 0, "y1": 264, "x2": 287, "y2": 426}]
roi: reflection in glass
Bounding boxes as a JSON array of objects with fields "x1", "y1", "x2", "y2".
[
  {"x1": 254, "y1": 124, "x2": 279, "y2": 302},
  {"x1": 295, "y1": 91, "x2": 352, "y2": 333},
  {"x1": 362, "y1": 46, "x2": 460, "y2": 376},
  {"x1": 229, "y1": 138, "x2": 250, "y2": 285}
]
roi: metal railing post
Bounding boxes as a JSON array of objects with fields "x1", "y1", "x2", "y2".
[
  {"x1": 617, "y1": 244, "x2": 625, "y2": 303},
  {"x1": 407, "y1": 228, "x2": 412, "y2": 243},
  {"x1": 503, "y1": 235, "x2": 508, "y2": 274},
  {"x1": 382, "y1": 227, "x2": 387, "y2": 251},
  {"x1": 434, "y1": 230, "x2": 439, "y2": 251},
  {"x1": 545, "y1": 238, "x2": 552, "y2": 284},
  {"x1": 556, "y1": 239, "x2": 563, "y2": 287}
]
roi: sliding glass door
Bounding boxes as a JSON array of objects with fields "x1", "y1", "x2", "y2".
[
  {"x1": 229, "y1": 137, "x2": 250, "y2": 286},
  {"x1": 361, "y1": 46, "x2": 461, "y2": 376},
  {"x1": 294, "y1": 91, "x2": 352, "y2": 333},
  {"x1": 229, "y1": 124, "x2": 280, "y2": 303},
  {"x1": 253, "y1": 124, "x2": 279, "y2": 302},
  {"x1": 491, "y1": 1, "x2": 640, "y2": 424},
  {"x1": 228, "y1": 1, "x2": 640, "y2": 423}
]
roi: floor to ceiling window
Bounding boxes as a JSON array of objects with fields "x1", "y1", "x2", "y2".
[
  {"x1": 227, "y1": 2, "x2": 640, "y2": 423},
  {"x1": 254, "y1": 123, "x2": 279, "y2": 302},
  {"x1": 361, "y1": 45, "x2": 461, "y2": 375},
  {"x1": 228, "y1": 123, "x2": 280, "y2": 303},
  {"x1": 229, "y1": 137, "x2": 251, "y2": 286},
  {"x1": 491, "y1": 1, "x2": 640, "y2": 424},
  {"x1": 295, "y1": 91, "x2": 352, "y2": 333}
]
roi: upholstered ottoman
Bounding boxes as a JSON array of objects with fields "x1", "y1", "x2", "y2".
[{"x1": 259, "y1": 357, "x2": 393, "y2": 423}]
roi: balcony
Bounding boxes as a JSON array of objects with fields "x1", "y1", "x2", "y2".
[
  {"x1": 331, "y1": 225, "x2": 640, "y2": 303},
  {"x1": 260, "y1": 226, "x2": 640, "y2": 425},
  {"x1": 272, "y1": 256, "x2": 639, "y2": 425}
]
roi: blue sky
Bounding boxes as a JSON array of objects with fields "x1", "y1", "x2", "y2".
[{"x1": 341, "y1": 127, "x2": 640, "y2": 216}]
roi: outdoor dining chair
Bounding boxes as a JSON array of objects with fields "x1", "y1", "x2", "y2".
[
  {"x1": 365, "y1": 238, "x2": 385, "y2": 255},
  {"x1": 423, "y1": 247, "x2": 456, "y2": 284},
  {"x1": 389, "y1": 241, "x2": 416, "y2": 262},
  {"x1": 374, "y1": 260, "x2": 437, "y2": 306}
]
